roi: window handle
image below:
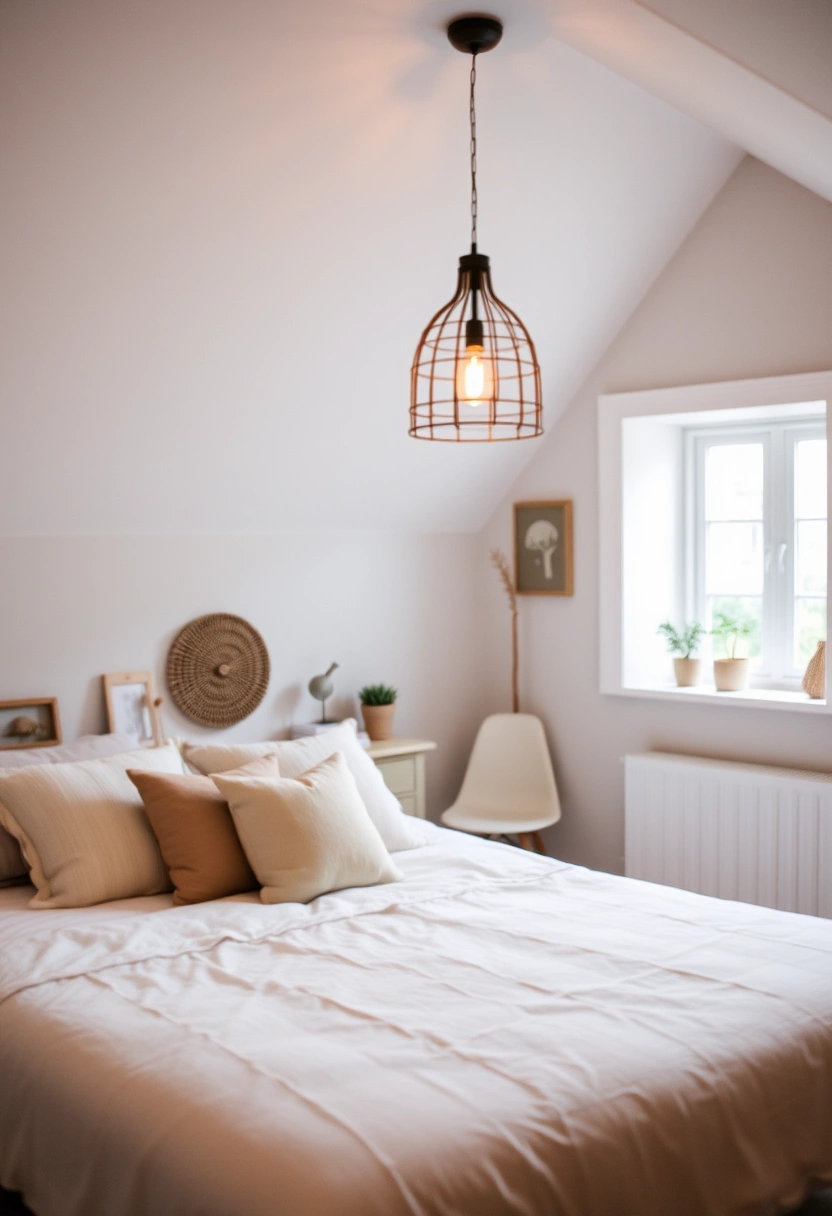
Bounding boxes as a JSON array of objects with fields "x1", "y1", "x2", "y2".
[{"x1": 777, "y1": 542, "x2": 788, "y2": 573}]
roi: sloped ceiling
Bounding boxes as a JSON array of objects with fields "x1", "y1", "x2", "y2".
[
  {"x1": 0, "y1": 0, "x2": 740, "y2": 534},
  {"x1": 549, "y1": 0, "x2": 832, "y2": 204}
]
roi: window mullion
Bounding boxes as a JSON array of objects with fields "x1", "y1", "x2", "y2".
[{"x1": 764, "y1": 428, "x2": 783, "y2": 682}]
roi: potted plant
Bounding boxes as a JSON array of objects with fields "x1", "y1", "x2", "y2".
[
  {"x1": 359, "y1": 684, "x2": 397, "y2": 741},
  {"x1": 657, "y1": 621, "x2": 705, "y2": 687},
  {"x1": 710, "y1": 612, "x2": 753, "y2": 691}
]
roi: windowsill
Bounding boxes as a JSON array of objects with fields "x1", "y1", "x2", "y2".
[{"x1": 614, "y1": 683, "x2": 828, "y2": 712}]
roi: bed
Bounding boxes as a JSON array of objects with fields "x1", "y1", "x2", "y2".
[{"x1": 1, "y1": 822, "x2": 830, "y2": 1216}]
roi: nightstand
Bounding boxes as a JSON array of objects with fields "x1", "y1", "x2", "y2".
[{"x1": 367, "y1": 738, "x2": 437, "y2": 818}]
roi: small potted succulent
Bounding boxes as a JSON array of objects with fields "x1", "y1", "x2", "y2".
[
  {"x1": 711, "y1": 612, "x2": 753, "y2": 691},
  {"x1": 358, "y1": 684, "x2": 397, "y2": 741},
  {"x1": 657, "y1": 621, "x2": 705, "y2": 687}
]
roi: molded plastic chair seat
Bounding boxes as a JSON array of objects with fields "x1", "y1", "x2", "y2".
[{"x1": 441, "y1": 713, "x2": 560, "y2": 849}]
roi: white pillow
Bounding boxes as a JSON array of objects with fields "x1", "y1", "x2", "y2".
[
  {"x1": 213, "y1": 752, "x2": 402, "y2": 905},
  {"x1": 182, "y1": 720, "x2": 422, "y2": 853},
  {"x1": 0, "y1": 732, "x2": 141, "y2": 884},
  {"x1": 0, "y1": 743, "x2": 184, "y2": 908},
  {"x1": 0, "y1": 732, "x2": 140, "y2": 770}
]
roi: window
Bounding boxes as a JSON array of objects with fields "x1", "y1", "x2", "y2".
[
  {"x1": 689, "y1": 421, "x2": 827, "y2": 684},
  {"x1": 599, "y1": 370, "x2": 832, "y2": 711}
]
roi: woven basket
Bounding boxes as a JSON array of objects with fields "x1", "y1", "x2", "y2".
[
  {"x1": 166, "y1": 613, "x2": 270, "y2": 727},
  {"x1": 802, "y1": 640, "x2": 826, "y2": 700}
]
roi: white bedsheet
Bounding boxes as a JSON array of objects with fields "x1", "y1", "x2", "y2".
[{"x1": 0, "y1": 824, "x2": 830, "y2": 1216}]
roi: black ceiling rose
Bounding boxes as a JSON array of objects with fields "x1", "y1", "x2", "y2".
[{"x1": 446, "y1": 15, "x2": 503, "y2": 55}]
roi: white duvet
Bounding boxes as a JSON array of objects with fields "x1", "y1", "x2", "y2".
[{"x1": 0, "y1": 823, "x2": 830, "y2": 1216}]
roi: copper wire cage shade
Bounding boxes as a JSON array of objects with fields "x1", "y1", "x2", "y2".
[
  {"x1": 410, "y1": 251, "x2": 542, "y2": 441},
  {"x1": 409, "y1": 14, "x2": 542, "y2": 443}
]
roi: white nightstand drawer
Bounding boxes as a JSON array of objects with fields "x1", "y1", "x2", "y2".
[
  {"x1": 367, "y1": 738, "x2": 436, "y2": 820},
  {"x1": 376, "y1": 756, "x2": 417, "y2": 797}
]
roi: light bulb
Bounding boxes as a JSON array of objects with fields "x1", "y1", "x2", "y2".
[{"x1": 456, "y1": 344, "x2": 493, "y2": 406}]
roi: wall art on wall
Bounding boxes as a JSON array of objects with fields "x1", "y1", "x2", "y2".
[
  {"x1": 103, "y1": 671, "x2": 157, "y2": 744},
  {"x1": 0, "y1": 698, "x2": 62, "y2": 750},
  {"x1": 166, "y1": 613, "x2": 270, "y2": 728},
  {"x1": 514, "y1": 500, "x2": 573, "y2": 596}
]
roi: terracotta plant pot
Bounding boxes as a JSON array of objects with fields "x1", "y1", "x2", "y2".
[
  {"x1": 361, "y1": 703, "x2": 395, "y2": 741},
  {"x1": 713, "y1": 658, "x2": 750, "y2": 692},
  {"x1": 673, "y1": 657, "x2": 702, "y2": 687}
]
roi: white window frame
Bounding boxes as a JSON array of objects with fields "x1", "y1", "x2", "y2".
[
  {"x1": 686, "y1": 418, "x2": 825, "y2": 688},
  {"x1": 598, "y1": 369, "x2": 831, "y2": 713}
]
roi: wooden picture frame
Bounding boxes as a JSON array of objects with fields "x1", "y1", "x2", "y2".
[
  {"x1": 0, "y1": 697, "x2": 62, "y2": 750},
  {"x1": 102, "y1": 671, "x2": 159, "y2": 745},
  {"x1": 514, "y1": 500, "x2": 573, "y2": 596}
]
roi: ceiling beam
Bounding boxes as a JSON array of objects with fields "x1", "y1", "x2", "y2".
[{"x1": 549, "y1": 0, "x2": 832, "y2": 204}]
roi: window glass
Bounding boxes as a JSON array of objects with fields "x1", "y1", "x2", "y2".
[
  {"x1": 706, "y1": 443, "x2": 763, "y2": 520},
  {"x1": 706, "y1": 522, "x2": 763, "y2": 595},
  {"x1": 794, "y1": 437, "x2": 827, "y2": 669},
  {"x1": 795, "y1": 439, "x2": 827, "y2": 519},
  {"x1": 796, "y1": 599, "x2": 827, "y2": 669}
]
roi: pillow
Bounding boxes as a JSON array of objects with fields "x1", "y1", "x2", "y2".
[
  {"x1": 0, "y1": 732, "x2": 140, "y2": 884},
  {"x1": 0, "y1": 743, "x2": 185, "y2": 909},
  {"x1": 0, "y1": 732, "x2": 140, "y2": 770},
  {"x1": 213, "y1": 752, "x2": 402, "y2": 905},
  {"x1": 0, "y1": 828, "x2": 27, "y2": 887},
  {"x1": 128, "y1": 754, "x2": 281, "y2": 906},
  {"x1": 182, "y1": 719, "x2": 422, "y2": 853}
]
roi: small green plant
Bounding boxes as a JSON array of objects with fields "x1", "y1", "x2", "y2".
[
  {"x1": 657, "y1": 620, "x2": 705, "y2": 659},
  {"x1": 710, "y1": 612, "x2": 753, "y2": 659},
  {"x1": 358, "y1": 683, "x2": 397, "y2": 706}
]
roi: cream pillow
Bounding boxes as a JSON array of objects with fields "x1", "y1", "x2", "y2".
[
  {"x1": 213, "y1": 752, "x2": 403, "y2": 905},
  {"x1": 182, "y1": 719, "x2": 422, "y2": 853},
  {"x1": 0, "y1": 732, "x2": 142, "y2": 884},
  {"x1": 0, "y1": 743, "x2": 185, "y2": 908}
]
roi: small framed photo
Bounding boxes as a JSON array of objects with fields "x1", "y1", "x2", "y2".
[
  {"x1": 514, "y1": 500, "x2": 573, "y2": 596},
  {"x1": 102, "y1": 672, "x2": 156, "y2": 744},
  {"x1": 0, "y1": 698, "x2": 62, "y2": 750}
]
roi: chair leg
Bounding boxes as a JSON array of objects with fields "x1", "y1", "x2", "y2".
[
  {"x1": 517, "y1": 832, "x2": 534, "y2": 851},
  {"x1": 531, "y1": 831, "x2": 547, "y2": 856}
]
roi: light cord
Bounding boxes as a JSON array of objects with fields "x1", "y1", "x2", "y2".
[{"x1": 470, "y1": 53, "x2": 478, "y2": 251}]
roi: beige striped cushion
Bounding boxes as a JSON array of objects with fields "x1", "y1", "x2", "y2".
[{"x1": 0, "y1": 744, "x2": 184, "y2": 908}]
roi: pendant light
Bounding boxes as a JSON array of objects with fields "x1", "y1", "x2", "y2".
[{"x1": 410, "y1": 15, "x2": 542, "y2": 442}]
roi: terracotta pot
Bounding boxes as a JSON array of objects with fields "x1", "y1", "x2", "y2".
[
  {"x1": 802, "y1": 640, "x2": 826, "y2": 699},
  {"x1": 713, "y1": 658, "x2": 750, "y2": 692},
  {"x1": 673, "y1": 657, "x2": 702, "y2": 687},
  {"x1": 361, "y1": 703, "x2": 395, "y2": 741}
]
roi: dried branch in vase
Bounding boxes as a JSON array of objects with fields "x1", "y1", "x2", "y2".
[{"x1": 490, "y1": 548, "x2": 519, "y2": 713}]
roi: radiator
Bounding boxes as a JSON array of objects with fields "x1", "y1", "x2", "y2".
[{"x1": 625, "y1": 752, "x2": 832, "y2": 918}]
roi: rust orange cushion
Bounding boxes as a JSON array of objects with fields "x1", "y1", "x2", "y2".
[{"x1": 128, "y1": 754, "x2": 280, "y2": 905}]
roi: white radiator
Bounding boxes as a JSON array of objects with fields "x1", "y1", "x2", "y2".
[{"x1": 625, "y1": 752, "x2": 832, "y2": 918}]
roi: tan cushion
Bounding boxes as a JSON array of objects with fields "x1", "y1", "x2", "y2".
[
  {"x1": 128, "y1": 754, "x2": 281, "y2": 906},
  {"x1": 0, "y1": 744, "x2": 185, "y2": 908},
  {"x1": 212, "y1": 752, "x2": 403, "y2": 905},
  {"x1": 182, "y1": 719, "x2": 422, "y2": 853}
]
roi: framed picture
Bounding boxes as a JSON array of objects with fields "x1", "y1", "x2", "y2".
[
  {"x1": 0, "y1": 698, "x2": 62, "y2": 750},
  {"x1": 514, "y1": 500, "x2": 573, "y2": 596},
  {"x1": 102, "y1": 672, "x2": 157, "y2": 745}
]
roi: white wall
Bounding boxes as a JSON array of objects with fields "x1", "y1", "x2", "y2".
[
  {"x1": 480, "y1": 157, "x2": 832, "y2": 875},
  {"x1": 0, "y1": 533, "x2": 482, "y2": 820}
]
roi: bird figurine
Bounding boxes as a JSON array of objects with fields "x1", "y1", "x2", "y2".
[{"x1": 308, "y1": 663, "x2": 339, "y2": 724}]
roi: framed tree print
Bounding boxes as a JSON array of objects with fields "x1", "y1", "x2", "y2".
[{"x1": 514, "y1": 500, "x2": 573, "y2": 595}]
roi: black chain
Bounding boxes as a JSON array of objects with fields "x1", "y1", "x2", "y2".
[{"x1": 469, "y1": 54, "x2": 478, "y2": 250}]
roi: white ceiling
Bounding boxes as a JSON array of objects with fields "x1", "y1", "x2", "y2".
[{"x1": 0, "y1": 0, "x2": 744, "y2": 533}]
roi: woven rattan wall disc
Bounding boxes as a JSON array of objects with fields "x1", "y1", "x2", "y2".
[{"x1": 166, "y1": 613, "x2": 270, "y2": 728}]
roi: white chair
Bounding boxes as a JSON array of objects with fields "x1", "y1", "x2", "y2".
[{"x1": 441, "y1": 713, "x2": 560, "y2": 854}]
